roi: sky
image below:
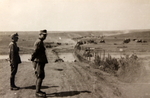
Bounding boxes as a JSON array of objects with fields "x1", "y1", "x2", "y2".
[{"x1": 0, "y1": 0, "x2": 150, "y2": 31}]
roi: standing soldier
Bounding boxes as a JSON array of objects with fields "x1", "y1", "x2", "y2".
[
  {"x1": 9, "y1": 33, "x2": 21, "y2": 90},
  {"x1": 31, "y1": 30, "x2": 48, "y2": 97}
]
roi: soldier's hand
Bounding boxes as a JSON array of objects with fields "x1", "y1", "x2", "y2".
[
  {"x1": 10, "y1": 63, "x2": 15, "y2": 67},
  {"x1": 31, "y1": 57, "x2": 35, "y2": 61}
]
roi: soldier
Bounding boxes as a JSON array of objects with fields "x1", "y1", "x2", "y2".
[
  {"x1": 31, "y1": 30, "x2": 48, "y2": 97},
  {"x1": 9, "y1": 33, "x2": 21, "y2": 90}
]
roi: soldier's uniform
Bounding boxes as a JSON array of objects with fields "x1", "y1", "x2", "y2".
[
  {"x1": 31, "y1": 30, "x2": 48, "y2": 96},
  {"x1": 9, "y1": 33, "x2": 21, "y2": 90},
  {"x1": 31, "y1": 38, "x2": 48, "y2": 79}
]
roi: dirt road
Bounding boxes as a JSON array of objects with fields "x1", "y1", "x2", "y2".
[{"x1": 0, "y1": 49, "x2": 150, "y2": 98}]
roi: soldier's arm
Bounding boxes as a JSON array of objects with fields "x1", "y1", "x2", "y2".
[
  {"x1": 9, "y1": 44, "x2": 16, "y2": 65},
  {"x1": 31, "y1": 41, "x2": 40, "y2": 61}
]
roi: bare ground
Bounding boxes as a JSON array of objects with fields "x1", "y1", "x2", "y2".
[{"x1": 0, "y1": 49, "x2": 150, "y2": 98}]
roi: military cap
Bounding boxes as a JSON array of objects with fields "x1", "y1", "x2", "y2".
[
  {"x1": 39, "y1": 29, "x2": 47, "y2": 35},
  {"x1": 11, "y1": 33, "x2": 19, "y2": 39}
]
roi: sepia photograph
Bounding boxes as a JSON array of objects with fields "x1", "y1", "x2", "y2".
[{"x1": 0, "y1": 0, "x2": 150, "y2": 98}]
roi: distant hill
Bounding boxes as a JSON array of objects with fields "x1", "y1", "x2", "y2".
[
  {"x1": 110, "y1": 30, "x2": 150, "y2": 40},
  {"x1": 48, "y1": 31, "x2": 127, "y2": 40},
  {"x1": 48, "y1": 30, "x2": 150, "y2": 39},
  {"x1": 1, "y1": 29, "x2": 150, "y2": 40}
]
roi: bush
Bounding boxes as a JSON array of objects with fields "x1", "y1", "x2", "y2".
[
  {"x1": 104, "y1": 55, "x2": 119, "y2": 71},
  {"x1": 94, "y1": 54, "x2": 119, "y2": 74}
]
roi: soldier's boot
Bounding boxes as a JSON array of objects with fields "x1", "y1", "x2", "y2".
[
  {"x1": 10, "y1": 77, "x2": 20, "y2": 90},
  {"x1": 36, "y1": 91, "x2": 46, "y2": 97},
  {"x1": 36, "y1": 92, "x2": 46, "y2": 97}
]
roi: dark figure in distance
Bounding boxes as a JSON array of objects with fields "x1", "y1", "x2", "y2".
[
  {"x1": 31, "y1": 30, "x2": 48, "y2": 97},
  {"x1": 9, "y1": 33, "x2": 21, "y2": 90}
]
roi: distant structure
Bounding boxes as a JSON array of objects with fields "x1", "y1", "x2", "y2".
[
  {"x1": 100, "y1": 40, "x2": 105, "y2": 43},
  {"x1": 136, "y1": 39, "x2": 147, "y2": 43},
  {"x1": 123, "y1": 38, "x2": 130, "y2": 43}
]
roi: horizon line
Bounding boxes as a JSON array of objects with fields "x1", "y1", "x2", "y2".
[{"x1": 0, "y1": 29, "x2": 150, "y2": 32}]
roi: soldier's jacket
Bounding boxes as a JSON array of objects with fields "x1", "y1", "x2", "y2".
[
  {"x1": 9, "y1": 41, "x2": 21, "y2": 65},
  {"x1": 31, "y1": 39, "x2": 48, "y2": 63}
]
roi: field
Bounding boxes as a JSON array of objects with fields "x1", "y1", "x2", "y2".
[
  {"x1": 0, "y1": 30, "x2": 150, "y2": 98},
  {"x1": 0, "y1": 30, "x2": 150, "y2": 55}
]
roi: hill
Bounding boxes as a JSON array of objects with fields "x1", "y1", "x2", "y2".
[{"x1": 111, "y1": 30, "x2": 150, "y2": 40}]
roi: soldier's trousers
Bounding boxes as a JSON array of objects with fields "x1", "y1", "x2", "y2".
[
  {"x1": 35, "y1": 62, "x2": 45, "y2": 92},
  {"x1": 10, "y1": 64, "x2": 18, "y2": 87}
]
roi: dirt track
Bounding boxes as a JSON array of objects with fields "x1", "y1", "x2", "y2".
[{"x1": 0, "y1": 49, "x2": 150, "y2": 98}]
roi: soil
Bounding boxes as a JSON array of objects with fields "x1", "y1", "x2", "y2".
[{"x1": 0, "y1": 47, "x2": 150, "y2": 98}]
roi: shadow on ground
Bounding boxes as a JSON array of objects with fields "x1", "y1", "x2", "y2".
[
  {"x1": 46, "y1": 90, "x2": 91, "y2": 97},
  {"x1": 54, "y1": 68, "x2": 64, "y2": 71},
  {"x1": 21, "y1": 85, "x2": 59, "y2": 89}
]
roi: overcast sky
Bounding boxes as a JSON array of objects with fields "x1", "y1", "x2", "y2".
[{"x1": 0, "y1": 0, "x2": 150, "y2": 31}]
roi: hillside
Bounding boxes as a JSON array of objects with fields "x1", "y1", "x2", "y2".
[{"x1": 111, "y1": 30, "x2": 150, "y2": 39}]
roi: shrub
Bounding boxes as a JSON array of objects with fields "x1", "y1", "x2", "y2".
[{"x1": 94, "y1": 54, "x2": 119, "y2": 74}]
